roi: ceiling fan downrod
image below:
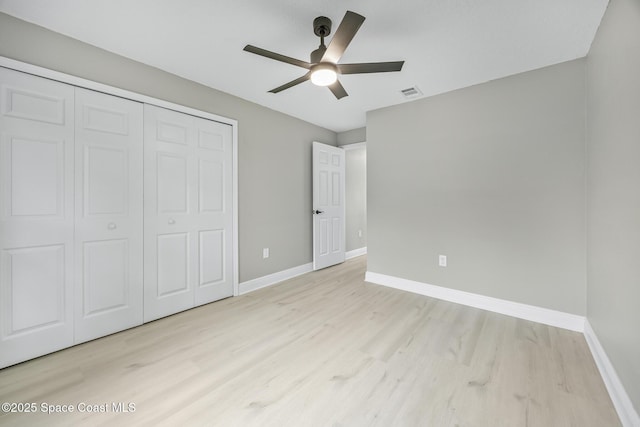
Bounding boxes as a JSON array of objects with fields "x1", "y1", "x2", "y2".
[{"x1": 311, "y1": 16, "x2": 332, "y2": 63}]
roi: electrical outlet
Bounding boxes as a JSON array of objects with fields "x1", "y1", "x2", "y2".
[
  {"x1": 358, "y1": 229, "x2": 362, "y2": 238},
  {"x1": 263, "y1": 248, "x2": 269, "y2": 259},
  {"x1": 439, "y1": 255, "x2": 447, "y2": 267}
]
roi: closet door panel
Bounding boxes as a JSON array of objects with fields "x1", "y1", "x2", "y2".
[
  {"x1": 193, "y1": 116, "x2": 233, "y2": 305},
  {"x1": 157, "y1": 152, "x2": 188, "y2": 213},
  {"x1": 85, "y1": 145, "x2": 127, "y2": 215},
  {"x1": 74, "y1": 88, "x2": 143, "y2": 344},
  {"x1": 157, "y1": 232, "x2": 190, "y2": 296},
  {"x1": 199, "y1": 229, "x2": 224, "y2": 285},
  {"x1": 3, "y1": 245, "x2": 65, "y2": 331},
  {"x1": 143, "y1": 105, "x2": 196, "y2": 322},
  {"x1": 0, "y1": 67, "x2": 75, "y2": 368},
  {"x1": 8, "y1": 137, "x2": 61, "y2": 216},
  {"x1": 82, "y1": 239, "x2": 129, "y2": 314},
  {"x1": 144, "y1": 105, "x2": 234, "y2": 320}
]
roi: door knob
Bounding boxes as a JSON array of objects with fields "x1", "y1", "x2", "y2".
[
  {"x1": 107, "y1": 222, "x2": 117, "y2": 230},
  {"x1": 313, "y1": 210, "x2": 324, "y2": 215},
  {"x1": 168, "y1": 218, "x2": 176, "y2": 225}
]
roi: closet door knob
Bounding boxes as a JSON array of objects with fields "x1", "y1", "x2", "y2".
[
  {"x1": 168, "y1": 218, "x2": 176, "y2": 225},
  {"x1": 107, "y1": 222, "x2": 117, "y2": 230}
]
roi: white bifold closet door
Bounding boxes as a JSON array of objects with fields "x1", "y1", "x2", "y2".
[
  {"x1": 0, "y1": 66, "x2": 235, "y2": 367},
  {"x1": 73, "y1": 88, "x2": 143, "y2": 343},
  {"x1": 143, "y1": 105, "x2": 233, "y2": 322},
  {"x1": 0, "y1": 68, "x2": 75, "y2": 367}
]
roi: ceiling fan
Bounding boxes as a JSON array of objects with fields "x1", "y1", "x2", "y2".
[{"x1": 243, "y1": 11, "x2": 405, "y2": 99}]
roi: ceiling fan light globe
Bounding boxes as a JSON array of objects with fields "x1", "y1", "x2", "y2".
[{"x1": 311, "y1": 67, "x2": 338, "y2": 86}]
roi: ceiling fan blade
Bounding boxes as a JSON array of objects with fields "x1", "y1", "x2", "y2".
[
  {"x1": 268, "y1": 72, "x2": 312, "y2": 93},
  {"x1": 321, "y1": 11, "x2": 365, "y2": 63},
  {"x1": 328, "y1": 80, "x2": 348, "y2": 99},
  {"x1": 244, "y1": 45, "x2": 311, "y2": 69},
  {"x1": 339, "y1": 61, "x2": 405, "y2": 74}
]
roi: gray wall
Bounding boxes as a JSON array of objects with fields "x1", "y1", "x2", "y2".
[
  {"x1": 337, "y1": 127, "x2": 366, "y2": 146},
  {"x1": 344, "y1": 146, "x2": 367, "y2": 252},
  {"x1": 338, "y1": 128, "x2": 368, "y2": 253},
  {"x1": 587, "y1": 0, "x2": 640, "y2": 414},
  {"x1": 367, "y1": 59, "x2": 587, "y2": 315},
  {"x1": 0, "y1": 13, "x2": 337, "y2": 283}
]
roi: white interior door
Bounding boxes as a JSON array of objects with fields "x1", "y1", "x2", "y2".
[
  {"x1": 312, "y1": 141, "x2": 345, "y2": 270},
  {"x1": 144, "y1": 105, "x2": 233, "y2": 322},
  {"x1": 73, "y1": 88, "x2": 143, "y2": 343},
  {"x1": 0, "y1": 67, "x2": 75, "y2": 367}
]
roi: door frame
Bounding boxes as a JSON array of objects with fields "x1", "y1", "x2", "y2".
[{"x1": 0, "y1": 56, "x2": 240, "y2": 297}]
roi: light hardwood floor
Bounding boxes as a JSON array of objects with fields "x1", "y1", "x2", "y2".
[{"x1": 0, "y1": 256, "x2": 620, "y2": 426}]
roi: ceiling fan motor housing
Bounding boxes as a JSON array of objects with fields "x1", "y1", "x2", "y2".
[{"x1": 313, "y1": 16, "x2": 332, "y2": 38}]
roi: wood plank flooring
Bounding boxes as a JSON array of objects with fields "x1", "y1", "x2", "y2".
[{"x1": 0, "y1": 256, "x2": 620, "y2": 426}]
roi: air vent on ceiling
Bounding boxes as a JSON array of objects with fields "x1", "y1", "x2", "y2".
[{"x1": 400, "y1": 86, "x2": 423, "y2": 99}]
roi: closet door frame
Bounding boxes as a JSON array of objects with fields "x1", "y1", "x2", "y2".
[{"x1": 0, "y1": 56, "x2": 239, "y2": 298}]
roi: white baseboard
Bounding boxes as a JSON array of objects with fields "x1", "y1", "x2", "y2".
[
  {"x1": 239, "y1": 250, "x2": 366, "y2": 296},
  {"x1": 364, "y1": 271, "x2": 585, "y2": 332},
  {"x1": 239, "y1": 263, "x2": 313, "y2": 295},
  {"x1": 345, "y1": 247, "x2": 367, "y2": 260},
  {"x1": 584, "y1": 321, "x2": 640, "y2": 427}
]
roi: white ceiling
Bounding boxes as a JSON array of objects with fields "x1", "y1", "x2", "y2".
[{"x1": 0, "y1": 0, "x2": 608, "y2": 132}]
